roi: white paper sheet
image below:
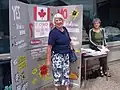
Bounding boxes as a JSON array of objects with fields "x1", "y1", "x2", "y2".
[
  {"x1": 81, "y1": 47, "x2": 108, "y2": 56},
  {"x1": 34, "y1": 22, "x2": 50, "y2": 38},
  {"x1": 98, "y1": 45, "x2": 110, "y2": 53}
]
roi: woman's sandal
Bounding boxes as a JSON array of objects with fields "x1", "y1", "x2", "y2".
[
  {"x1": 99, "y1": 66, "x2": 104, "y2": 77},
  {"x1": 104, "y1": 72, "x2": 111, "y2": 77}
]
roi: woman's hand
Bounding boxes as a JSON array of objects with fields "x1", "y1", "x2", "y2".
[
  {"x1": 104, "y1": 45, "x2": 108, "y2": 48},
  {"x1": 46, "y1": 60, "x2": 51, "y2": 66},
  {"x1": 97, "y1": 45, "x2": 102, "y2": 49},
  {"x1": 46, "y1": 45, "x2": 52, "y2": 67}
]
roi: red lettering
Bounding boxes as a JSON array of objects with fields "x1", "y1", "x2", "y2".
[
  {"x1": 62, "y1": 8, "x2": 67, "y2": 19},
  {"x1": 29, "y1": 23, "x2": 33, "y2": 39},
  {"x1": 58, "y1": 8, "x2": 68, "y2": 19}
]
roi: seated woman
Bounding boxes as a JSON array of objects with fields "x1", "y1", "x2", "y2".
[{"x1": 89, "y1": 18, "x2": 111, "y2": 77}]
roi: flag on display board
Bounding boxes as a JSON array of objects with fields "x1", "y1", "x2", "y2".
[{"x1": 34, "y1": 6, "x2": 50, "y2": 21}]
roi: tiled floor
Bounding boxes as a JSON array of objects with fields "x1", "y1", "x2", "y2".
[{"x1": 38, "y1": 60, "x2": 120, "y2": 90}]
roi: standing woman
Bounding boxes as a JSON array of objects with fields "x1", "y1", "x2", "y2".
[
  {"x1": 89, "y1": 18, "x2": 111, "y2": 77},
  {"x1": 46, "y1": 13, "x2": 71, "y2": 90}
]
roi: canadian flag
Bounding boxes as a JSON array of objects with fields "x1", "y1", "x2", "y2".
[{"x1": 34, "y1": 6, "x2": 50, "y2": 21}]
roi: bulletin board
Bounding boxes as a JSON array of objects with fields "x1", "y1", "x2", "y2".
[{"x1": 9, "y1": 0, "x2": 83, "y2": 89}]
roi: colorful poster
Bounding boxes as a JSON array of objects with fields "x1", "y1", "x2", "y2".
[
  {"x1": 27, "y1": 5, "x2": 83, "y2": 89},
  {"x1": 9, "y1": 1, "x2": 29, "y2": 90},
  {"x1": 9, "y1": 1, "x2": 83, "y2": 89}
]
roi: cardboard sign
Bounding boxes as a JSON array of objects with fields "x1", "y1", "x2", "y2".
[{"x1": 9, "y1": 1, "x2": 83, "y2": 89}]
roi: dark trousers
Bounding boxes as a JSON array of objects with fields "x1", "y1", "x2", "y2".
[
  {"x1": 89, "y1": 45, "x2": 108, "y2": 72},
  {"x1": 99, "y1": 56, "x2": 107, "y2": 72}
]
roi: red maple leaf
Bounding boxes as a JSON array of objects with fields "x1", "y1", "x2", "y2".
[{"x1": 38, "y1": 9, "x2": 46, "y2": 18}]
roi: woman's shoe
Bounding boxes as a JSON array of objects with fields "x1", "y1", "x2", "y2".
[
  {"x1": 104, "y1": 72, "x2": 111, "y2": 77},
  {"x1": 99, "y1": 66, "x2": 104, "y2": 77}
]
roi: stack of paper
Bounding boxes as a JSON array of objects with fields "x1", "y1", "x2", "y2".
[
  {"x1": 98, "y1": 45, "x2": 110, "y2": 53},
  {"x1": 81, "y1": 47, "x2": 109, "y2": 56}
]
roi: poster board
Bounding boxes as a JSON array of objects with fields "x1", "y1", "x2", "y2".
[
  {"x1": 9, "y1": 1, "x2": 29, "y2": 90},
  {"x1": 9, "y1": 0, "x2": 83, "y2": 89}
]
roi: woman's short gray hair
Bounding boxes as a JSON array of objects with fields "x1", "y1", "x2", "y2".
[
  {"x1": 92, "y1": 18, "x2": 101, "y2": 24},
  {"x1": 53, "y1": 13, "x2": 64, "y2": 25}
]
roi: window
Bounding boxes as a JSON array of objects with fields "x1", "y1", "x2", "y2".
[
  {"x1": 0, "y1": 0, "x2": 10, "y2": 54},
  {"x1": 105, "y1": 7, "x2": 120, "y2": 42},
  {"x1": 82, "y1": 10, "x2": 93, "y2": 45},
  {"x1": 97, "y1": 0, "x2": 120, "y2": 43},
  {"x1": 105, "y1": 26, "x2": 120, "y2": 42}
]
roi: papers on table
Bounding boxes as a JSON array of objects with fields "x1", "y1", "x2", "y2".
[
  {"x1": 81, "y1": 47, "x2": 109, "y2": 56},
  {"x1": 97, "y1": 45, "x2": 110, "y2": 52}
]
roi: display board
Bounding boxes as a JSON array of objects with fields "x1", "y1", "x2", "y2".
[
  {"x1": 9, "y1": 0, "x2": 83, "y2": 89},
  {"x1": 9, "y1": 1, "x2": 29, "y2": 90},
  {"x1": 27, "y1": 5, "x2": 55, "y2": 90}
]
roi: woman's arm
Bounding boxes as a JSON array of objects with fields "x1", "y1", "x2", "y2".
[
  {"x1": 102, "y1": 28, "x2": 107, "y2": 46},
  {"x1": 69, "y1": 41, "x2": 73, "y2": 50},
  {"x1": 46, "y1": 45, "x2": 52, "y2": 66},
  {"x1": 46, "y1": 30, "x2": 56, "y2": 66}
]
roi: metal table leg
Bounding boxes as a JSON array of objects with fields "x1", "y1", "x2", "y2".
[
  {"x1": 106, "y1": 60, "x2": 108, "y2": 81},
  {"x1": 84, "y1": 59, "x2": 87, "y2": 88},
  {"x1": 106, "y1": 54, "x2": 108, "y2": 81}
]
